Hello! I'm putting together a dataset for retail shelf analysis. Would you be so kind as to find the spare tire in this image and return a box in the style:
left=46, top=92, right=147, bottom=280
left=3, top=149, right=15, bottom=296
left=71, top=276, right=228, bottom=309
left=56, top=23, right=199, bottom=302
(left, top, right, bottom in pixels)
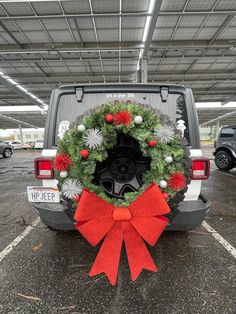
left=54, top=102, right=191, bottom=216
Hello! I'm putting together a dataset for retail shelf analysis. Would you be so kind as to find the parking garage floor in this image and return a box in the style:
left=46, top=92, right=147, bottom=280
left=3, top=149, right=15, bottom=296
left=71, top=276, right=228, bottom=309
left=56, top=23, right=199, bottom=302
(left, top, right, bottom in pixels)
left=0, top=148, right=235, bottom=314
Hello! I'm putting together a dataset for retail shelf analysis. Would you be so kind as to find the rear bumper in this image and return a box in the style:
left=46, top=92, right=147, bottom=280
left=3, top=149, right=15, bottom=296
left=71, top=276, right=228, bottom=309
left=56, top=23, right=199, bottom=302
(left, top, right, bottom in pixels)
left=166, top=194, right=211, bottom=231
left=33, top=194, right=211, bottom=231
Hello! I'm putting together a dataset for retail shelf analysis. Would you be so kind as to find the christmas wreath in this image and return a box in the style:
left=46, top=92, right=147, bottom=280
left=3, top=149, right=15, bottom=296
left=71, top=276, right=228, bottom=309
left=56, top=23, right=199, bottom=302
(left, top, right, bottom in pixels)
left=54, top=102, right=191, bottom=285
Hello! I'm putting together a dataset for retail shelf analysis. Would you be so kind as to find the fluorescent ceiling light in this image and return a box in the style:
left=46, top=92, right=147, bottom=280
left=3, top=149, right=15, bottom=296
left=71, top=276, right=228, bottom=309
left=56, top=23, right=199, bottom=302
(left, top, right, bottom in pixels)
left=0, top=69, right=48, bottom=109
left=17, top=85, right=29, bottom=93
left=6, top=78, right=18, bottom=85
left=136, top=0, right=155, bottom=72
left=142, top=16, right=152, bottom=43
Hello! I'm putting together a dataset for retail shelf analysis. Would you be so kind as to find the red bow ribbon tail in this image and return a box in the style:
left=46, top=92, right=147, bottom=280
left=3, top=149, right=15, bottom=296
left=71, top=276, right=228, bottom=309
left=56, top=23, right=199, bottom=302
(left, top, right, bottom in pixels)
left=122, top=222, right=157, bottom=281
left=89, top=223, right=123, bottom=286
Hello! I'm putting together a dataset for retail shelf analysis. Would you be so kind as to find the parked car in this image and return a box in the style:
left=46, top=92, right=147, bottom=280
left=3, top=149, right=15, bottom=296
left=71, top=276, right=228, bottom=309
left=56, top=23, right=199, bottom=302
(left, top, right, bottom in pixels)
left=27, top=84, right=211, bottom=231
left=23, top=141, right=36, bottom=149
left=7, top=141, right=23, bottom=150
left=213, top=125, right=236, bottom=170
left=34, top=140, right=43, bottom=149
left=0, top=141, right=13, bottom=158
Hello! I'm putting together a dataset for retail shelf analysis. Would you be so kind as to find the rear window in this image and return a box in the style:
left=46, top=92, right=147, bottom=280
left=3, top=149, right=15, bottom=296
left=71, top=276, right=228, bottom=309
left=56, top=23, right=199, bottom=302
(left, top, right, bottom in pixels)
left=220, top=127, right=236, bottom=138
left=55, top=91, right=190, bottom=144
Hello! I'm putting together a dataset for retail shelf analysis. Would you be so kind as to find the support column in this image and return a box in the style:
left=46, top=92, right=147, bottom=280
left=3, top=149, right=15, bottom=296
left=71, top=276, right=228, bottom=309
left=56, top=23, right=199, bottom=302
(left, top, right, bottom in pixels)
left=215, top=120, right=220, bottom=139
left=140, top=58, right=147, bottom=83
left=19, top=123, right=23, bottom=144
left=136, top=58, right=147, bottom=83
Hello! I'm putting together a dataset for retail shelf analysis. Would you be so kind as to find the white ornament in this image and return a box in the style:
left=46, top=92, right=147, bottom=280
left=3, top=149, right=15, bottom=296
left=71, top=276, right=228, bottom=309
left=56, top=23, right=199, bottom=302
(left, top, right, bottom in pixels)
left=134, top=115, right=143, bottom=124
left=57, top=120, right=70, bottom=139
left=61, top=178, right=82, bottom=200
left=154, top=124, right=175, bottom=144
left=159, top=180, right=168, bottom=188
left=60, top=171, right=68, bottom=178
left=165, top=156, right=173, bottom=163
left=77, top=124, right=86, bottom=133
left=84, top=128, right=103, bottom=149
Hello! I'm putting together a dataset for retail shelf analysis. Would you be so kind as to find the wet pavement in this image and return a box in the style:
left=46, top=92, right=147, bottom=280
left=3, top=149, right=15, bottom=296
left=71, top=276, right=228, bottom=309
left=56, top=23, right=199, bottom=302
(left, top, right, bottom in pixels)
left=0, top=148, right=235, bottom=314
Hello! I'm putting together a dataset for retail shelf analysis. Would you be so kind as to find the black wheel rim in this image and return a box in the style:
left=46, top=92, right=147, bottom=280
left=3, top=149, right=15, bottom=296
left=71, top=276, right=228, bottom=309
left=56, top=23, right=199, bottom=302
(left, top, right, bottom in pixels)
left=217, top=153, right=228, bottom=167
left=4, top=149, right=11, bottom=157
left=93, top=133, right=151, bottom=199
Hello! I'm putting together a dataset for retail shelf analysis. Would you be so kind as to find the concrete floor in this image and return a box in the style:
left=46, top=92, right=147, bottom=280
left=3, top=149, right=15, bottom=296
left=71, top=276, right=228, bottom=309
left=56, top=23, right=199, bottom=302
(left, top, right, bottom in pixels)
left=0, top=148, right=235, bottom=314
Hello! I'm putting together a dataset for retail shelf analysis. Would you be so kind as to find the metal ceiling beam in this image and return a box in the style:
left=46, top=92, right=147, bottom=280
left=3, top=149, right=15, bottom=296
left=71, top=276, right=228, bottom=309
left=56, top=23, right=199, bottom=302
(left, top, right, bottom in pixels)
left=0, top=12, right=151, bottom=21
left=0, top=40, right=234, bottom=54
left=221, top=95, right=236, bottom=106
left=160, top=10, right=236, bottom=16
left=5, top=69, right=236, bottom=78
left=0, top=10, right=234, bottom=21
left=1, top=54, right=236, bottom=64
left=0, top=76, right=46, bottom=109
left=143, top=0, right=163, bottom=58
left=200, top=111, right=236, bottom=126
left=208, top=15, right=235, bottom=46
left=0, top=114, right=38, bottom=128
left=0, top=21, right=24, bottom=48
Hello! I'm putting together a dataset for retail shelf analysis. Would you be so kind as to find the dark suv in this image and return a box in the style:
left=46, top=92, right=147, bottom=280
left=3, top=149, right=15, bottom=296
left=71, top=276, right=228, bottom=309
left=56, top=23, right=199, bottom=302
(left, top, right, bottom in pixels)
left=0, top=141, right=13, bottom=158
left=213, top=125, right=236, bottom=170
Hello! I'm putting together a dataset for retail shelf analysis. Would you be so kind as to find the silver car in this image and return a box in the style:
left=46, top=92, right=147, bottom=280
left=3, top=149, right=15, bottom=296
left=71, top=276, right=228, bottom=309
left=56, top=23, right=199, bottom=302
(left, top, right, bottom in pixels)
left=0, top=141, right=13, bottom=158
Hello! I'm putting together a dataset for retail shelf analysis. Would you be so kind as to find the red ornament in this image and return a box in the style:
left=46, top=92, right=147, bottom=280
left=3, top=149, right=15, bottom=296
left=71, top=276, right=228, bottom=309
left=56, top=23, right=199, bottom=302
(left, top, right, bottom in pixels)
left=74, top=194, right=81, bottom=202
left=54, top=153, right=72, bottom=172
left=113, top=111, right=132, bottom=126
left=148, top=140, right=157, bottom=147
left=168, top=172, right=186, bottom=191
left=74, top=183, right=170, bottom=285
left=162, top=192, right=169, bottom=200
left=80, top=149, right=90, bottom=159
left=105, top=114, right=113, bottom=123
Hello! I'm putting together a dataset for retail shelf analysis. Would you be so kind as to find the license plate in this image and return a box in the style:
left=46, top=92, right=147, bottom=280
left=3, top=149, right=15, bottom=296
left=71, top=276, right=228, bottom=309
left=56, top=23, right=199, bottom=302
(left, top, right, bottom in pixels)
left=27, top=186, right=60, bottom=203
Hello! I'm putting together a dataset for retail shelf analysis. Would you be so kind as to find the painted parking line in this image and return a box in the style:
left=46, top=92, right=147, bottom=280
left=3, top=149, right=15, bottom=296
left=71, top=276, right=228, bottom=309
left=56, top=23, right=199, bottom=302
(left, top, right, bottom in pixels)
left=202, top=220, right=236, bottom=259
left=0, top=218, right=235, bottom=266
left=0, top=217, right=40, bottom=263
left=218, top=171, right=235, bottom=178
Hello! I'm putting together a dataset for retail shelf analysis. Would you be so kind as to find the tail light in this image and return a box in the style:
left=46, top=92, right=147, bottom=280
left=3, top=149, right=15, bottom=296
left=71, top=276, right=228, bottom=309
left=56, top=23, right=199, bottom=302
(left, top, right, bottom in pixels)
left=34, top=157, right=54, bottom=179
left=191, top=157, right=210, bottom=180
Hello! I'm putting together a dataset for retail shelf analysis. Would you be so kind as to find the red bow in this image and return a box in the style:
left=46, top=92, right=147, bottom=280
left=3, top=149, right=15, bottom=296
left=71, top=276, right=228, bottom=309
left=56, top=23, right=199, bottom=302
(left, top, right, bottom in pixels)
left=74, top=183, right=170, bottom=285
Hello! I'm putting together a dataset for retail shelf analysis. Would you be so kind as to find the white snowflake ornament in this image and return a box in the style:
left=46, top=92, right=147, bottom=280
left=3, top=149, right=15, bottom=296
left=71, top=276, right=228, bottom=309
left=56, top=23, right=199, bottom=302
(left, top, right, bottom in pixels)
left=154, top=124, right=175, bottom=144
left=61, top=178, right=83, bottom=200
left=84, top=128, right=103, bottom=149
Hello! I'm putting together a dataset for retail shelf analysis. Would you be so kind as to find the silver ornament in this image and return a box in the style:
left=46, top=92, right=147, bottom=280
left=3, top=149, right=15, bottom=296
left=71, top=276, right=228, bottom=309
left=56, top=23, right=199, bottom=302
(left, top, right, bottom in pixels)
left=60, top=171, right=68, bottom=178
left=159, top=180, right=167, bottom=188
left=61, top=178, right=83, bottom=200
left=84, top=128, right=103, bottom=149
left=165, top=156, right=173, bottom=163
left=154, top=124, right=175, bottom=144
left=134, top=115, right=143, bottom=124
left=77, top=124, right=86, bottom=132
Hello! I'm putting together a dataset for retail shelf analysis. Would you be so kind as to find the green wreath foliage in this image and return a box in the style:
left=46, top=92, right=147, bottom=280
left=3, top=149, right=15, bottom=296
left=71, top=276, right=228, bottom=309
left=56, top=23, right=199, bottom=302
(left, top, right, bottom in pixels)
left=56, top=102, right=189, bottom=207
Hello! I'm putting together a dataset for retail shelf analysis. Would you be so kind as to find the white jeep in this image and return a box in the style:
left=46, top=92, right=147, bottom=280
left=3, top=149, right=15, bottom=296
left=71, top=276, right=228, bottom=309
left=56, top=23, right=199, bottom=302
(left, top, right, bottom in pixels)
left=28, top=84, right=211, bottom=230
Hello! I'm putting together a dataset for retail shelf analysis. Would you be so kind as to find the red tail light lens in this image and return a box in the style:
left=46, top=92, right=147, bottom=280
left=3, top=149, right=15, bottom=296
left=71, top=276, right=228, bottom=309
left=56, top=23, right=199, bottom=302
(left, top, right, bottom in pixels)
left=191, top=157, right=210, bottom=180
left=34, top=157, right=54, bottom=179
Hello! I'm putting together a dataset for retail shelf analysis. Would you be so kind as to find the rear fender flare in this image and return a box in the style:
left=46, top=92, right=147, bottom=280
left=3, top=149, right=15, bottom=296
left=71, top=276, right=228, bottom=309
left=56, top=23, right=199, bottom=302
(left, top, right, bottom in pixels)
left=216, top=145, right=236, bottom=159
